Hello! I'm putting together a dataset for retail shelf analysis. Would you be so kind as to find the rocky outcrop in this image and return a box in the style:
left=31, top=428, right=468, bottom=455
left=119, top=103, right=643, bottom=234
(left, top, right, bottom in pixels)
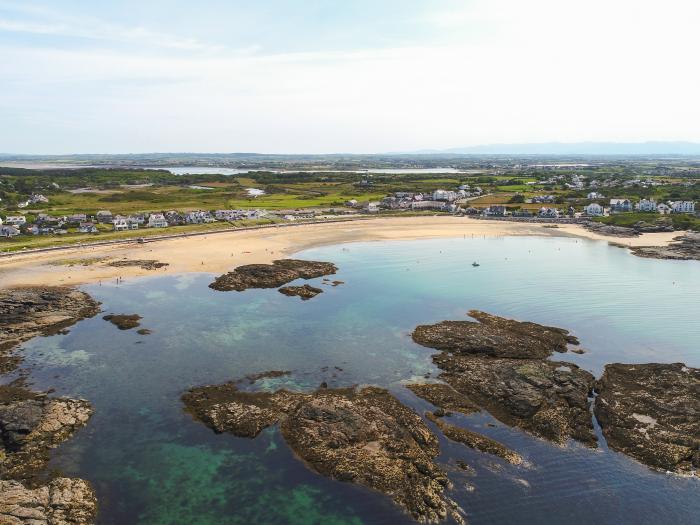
left=102, top=314, right=142, bottom=330
left=278, top=284, right=323, bottom=300
left=209, top=259, right=337, bottom=292
left=107, top=259, right=169, bottom=270
left=0, top=287, right=100, bottom=355
left=629, top=233, right=700, bottom=261
left=183, top=381, right=463, bottom=523
left=434, top=354, right=596, bottom=446
left=583, top=222, right=640, bottom=237
left=412, top=310, right=578, bottom=359
left=0, top=386, right=93, bottom=480
left=406, top=383, right=479, bottom=416
left=425, top=412, right=523, bottom=465
left=0, top=477, right=97, bottom=525
left=594, top=363, right=700, bottom=475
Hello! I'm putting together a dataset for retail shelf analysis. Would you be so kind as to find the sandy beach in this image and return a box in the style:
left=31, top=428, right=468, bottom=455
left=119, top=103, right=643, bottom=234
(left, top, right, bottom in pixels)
left=0, top=217, right=682, bottom=288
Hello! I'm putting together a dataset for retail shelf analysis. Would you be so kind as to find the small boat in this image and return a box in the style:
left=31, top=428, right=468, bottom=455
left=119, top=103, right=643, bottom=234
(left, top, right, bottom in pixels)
left=472, top=262, right=480, bottom=267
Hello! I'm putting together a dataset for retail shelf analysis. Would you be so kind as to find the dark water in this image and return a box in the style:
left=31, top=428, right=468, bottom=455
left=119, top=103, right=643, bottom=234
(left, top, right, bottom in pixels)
left=7, top=236, right=700, bottom=524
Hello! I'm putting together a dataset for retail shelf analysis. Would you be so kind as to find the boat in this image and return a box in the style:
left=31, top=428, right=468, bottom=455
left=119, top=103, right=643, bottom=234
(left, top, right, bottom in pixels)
left=472, top=262, right=480, bottom=267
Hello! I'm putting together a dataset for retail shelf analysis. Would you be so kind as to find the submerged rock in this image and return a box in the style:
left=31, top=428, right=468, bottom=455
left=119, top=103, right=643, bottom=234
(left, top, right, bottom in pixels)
left=0, top=385, right=93, bottom=480
left=629, top=233, right=700, bottom=261
left=209, top=259, right=337, bottom=292
left=0, top=287, right=100, bottom=375
left=278, top=284, right=323, bottom=300
left=107, top=259, right=169, bottom=270
left=433, top=354, right=596, bottom=446
left=412, top=310, right=579, bottom=359
left=406, top=383, right=479, bottom=416
left=0, top=477, right=97, bottom=525
left=594, top=363, right=700, bottom=475
left=183, top=381, right=461, bottom=523
left=103, top=314, right=142, bottom=330
left=425, top=412, right=523, bottom=465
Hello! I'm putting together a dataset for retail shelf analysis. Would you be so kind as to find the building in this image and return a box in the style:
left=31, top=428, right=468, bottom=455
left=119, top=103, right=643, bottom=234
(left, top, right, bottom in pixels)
left=432, top=189, right=457, bottom=202
left=411, top=200, right=446, bottom=211
left=670, top=201, right=695, bottom=213
left=185, top=210, right=215, bottom=224
left=483, top=205, right=506, bottom=217
left=30, top=194, right=49, bottom=204
left=96, top=210, right=113, bottom=223
left=657, top=203, right=671, bottom=215
left=636, top=199, right=657, bottom=212
left=609, top=199, right=632, bottom=212
left=538, top=207, right=560, bottom=218
left=584, top=203, right=604, bottom=216
left=78, top=222, right=98, bottom=233
left=0, top=225, right=20, bottom=237
left=587, top=192, right=604, bottom=199
left=148, top=213, right=168, bottom=228
left=67, top=214, right=87, bottom=224
left=5, top=216, right=26, bottom=226
left=363, top=201, right=380, bottom=213
left=113, top=217, right=138, bottom=231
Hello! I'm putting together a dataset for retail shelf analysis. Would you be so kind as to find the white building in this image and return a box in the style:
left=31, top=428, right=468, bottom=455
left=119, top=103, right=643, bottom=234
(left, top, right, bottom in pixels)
left=0, top=225, right=20, bottom=237
left=670, top=201, right=695, bottom=213
left=432, top=189, right=457, bottom=202
left=587, top=192, right=604, bottom=199
left=609, top=199, right=632, bottom=212
left=637, top=199, right=657, bottom=212
left=657, top=203, right=671, bottom=215
left=584, top=203, right=604, bottom=216
left=185, top=210, right=215, bottom=224
left=411, top=200, right=447, bottom=211
left=5, top=216, right=26, bottom=226
left=148, top=213, right=168, bottom=228
left=113, top=217, right=138, bottom=231
left=78, top=222, right=98, bottom=233
left=96, top=210, right=113, bottom=223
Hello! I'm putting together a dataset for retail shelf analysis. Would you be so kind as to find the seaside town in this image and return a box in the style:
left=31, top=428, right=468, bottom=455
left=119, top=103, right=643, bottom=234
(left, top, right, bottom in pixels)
left=0, top=168, right=697, bottom=242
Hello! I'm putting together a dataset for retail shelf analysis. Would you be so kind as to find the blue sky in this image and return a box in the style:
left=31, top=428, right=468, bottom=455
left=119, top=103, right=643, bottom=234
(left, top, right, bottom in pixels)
left=1, top=0, right=699, bottom=153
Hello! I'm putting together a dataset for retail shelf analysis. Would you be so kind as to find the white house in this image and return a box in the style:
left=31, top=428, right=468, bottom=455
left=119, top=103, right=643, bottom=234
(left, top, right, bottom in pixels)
left=185, top=210, right=215, bottom=224
left=609, top=199, right=632, bottom=212
left=657, top=203, right=671, bottom=215
left=0, top=225, right=20, bottom=237
left=584, top=203, right=604, bottom=216
left=411, top=200, right=447, bottom=211
left=670, top=201, right=695, bottom=213
left=148, top=213, right=168, bottom=228
left=5, top=216, right=26, bottom=226
left=538, top=207, right=559, bottom=218
left=96, top=210, right=113, bottom=223
left=587, top=192, right=604, bottom=199
left=637, top=199, right=657, bottom=212
left=78, top=222, right=98, bottom=233
left=113, top=217, right=138, bottom=231
left=432, top=189, right=457, bottom=202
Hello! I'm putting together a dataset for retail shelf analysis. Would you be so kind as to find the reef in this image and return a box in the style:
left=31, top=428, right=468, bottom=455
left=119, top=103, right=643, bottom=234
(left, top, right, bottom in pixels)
left=0, top=286, right=100, bottom=374
left=209, top=259, right=337, bottom=292
left=628, top=233, right=700, bottom=261
left=103, top=314, right=142, bottom=330
left=183, top=381, right=464, bottom=523
left=594, top=363, right=700, bottom=475
left=412, top=310, right=578, bottom=359
left=107, top=259, right=169, bottom=270
left=278, top=284, right=323, bottom=300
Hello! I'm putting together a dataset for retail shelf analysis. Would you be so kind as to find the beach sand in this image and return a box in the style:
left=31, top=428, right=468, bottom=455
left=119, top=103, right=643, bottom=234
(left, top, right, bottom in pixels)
left=0, top=217, right=682, bottom=288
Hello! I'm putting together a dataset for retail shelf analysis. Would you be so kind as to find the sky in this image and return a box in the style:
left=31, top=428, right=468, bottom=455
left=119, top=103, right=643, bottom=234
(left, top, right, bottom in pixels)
left=1, top=0, right=699, bottom=154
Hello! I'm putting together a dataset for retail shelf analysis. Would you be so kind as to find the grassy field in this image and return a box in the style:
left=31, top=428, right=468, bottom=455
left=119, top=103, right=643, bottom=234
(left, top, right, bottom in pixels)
left=594, top=212, right=700, bottom=232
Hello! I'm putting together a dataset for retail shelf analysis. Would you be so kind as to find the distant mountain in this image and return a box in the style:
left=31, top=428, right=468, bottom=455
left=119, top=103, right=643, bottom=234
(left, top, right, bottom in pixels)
left=413, top=142, right=700, bottom=155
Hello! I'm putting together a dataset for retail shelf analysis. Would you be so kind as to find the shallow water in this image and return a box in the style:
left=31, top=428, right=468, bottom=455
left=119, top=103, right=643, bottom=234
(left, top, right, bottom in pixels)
left=8, top=235, right=700, bottom=524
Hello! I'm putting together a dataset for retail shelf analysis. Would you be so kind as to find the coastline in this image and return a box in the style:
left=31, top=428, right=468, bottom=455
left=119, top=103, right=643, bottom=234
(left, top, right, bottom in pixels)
left=0, top=216, right=684, bottom=288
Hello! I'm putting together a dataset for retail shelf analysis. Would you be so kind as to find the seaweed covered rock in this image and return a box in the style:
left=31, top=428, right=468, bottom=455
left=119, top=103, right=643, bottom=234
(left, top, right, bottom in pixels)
left=183, top=381, right=460, bottom=523
left=406, top=383, right=479, bottom=416
left=412, top=310, right=579, bottom=359
left=107, top=259, right=169, bottom=270
left=0, top=287, right=100, bottom=363
left=103, top=314, right=142, bottom=330
left=209, top=259, right=337, bottom=292
left=594, top=363, right=700, bottom=475
left=433, top=354, right=596, bottom=446
left=0, top=477, right=97, bottom=525
left=0, top=385, right=93, bottom=480
left=278, top=284, right=323, bottom=300
left=629, top=233, right=700, bottom=261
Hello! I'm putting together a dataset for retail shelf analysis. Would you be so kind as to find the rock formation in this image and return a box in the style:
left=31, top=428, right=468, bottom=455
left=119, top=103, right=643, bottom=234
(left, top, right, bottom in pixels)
left=278, top=284, right=323, bottom=300
left=209, top=259, right=337, bottom=292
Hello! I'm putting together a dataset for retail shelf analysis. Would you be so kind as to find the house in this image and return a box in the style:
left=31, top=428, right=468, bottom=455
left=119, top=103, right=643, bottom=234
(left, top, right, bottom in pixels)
left=411, top=200, right=446, bottom=211
left=657, top=203, right=671, bottom=215
left=483, top=205, right=506, bottom=217
left=164, top=211, right=184, bottom=225
left=30, top=194, right=49, bottom=204
left=538, top=207, right=559, bottom=218
left=345, top=199, right=358, bottom=207
left=363, top=201, right=380, bottom=213
left=113, top=217, right=138, bottom=231
left=5, top=216, right=26, bottom=226
left=636, top=199, right=657, bottom=212
left=185, top=210, right=215, bottom=224
left=531, top=195, right=555, bottom=204
left=609, top=199, right=632, bottom=212
left=215, top=209, right=246, bottom=221
left=587, top=192, right=604, bottom=199
left=78, top=222, right=98, bottom=233
left=584, top=203, right=604, bottom=216
left=148, top=213, right=168, bottom=228
left=432, top=189, right=457, bottom=202
left=67, top=214, right=87, bottom=224
left=0, top=225, right=20, bottom=237
left=96, top=210, right=113, bottom=223
left=512, top=209, right=533, bottom=217
left=670, top=201, right=695, bottom=213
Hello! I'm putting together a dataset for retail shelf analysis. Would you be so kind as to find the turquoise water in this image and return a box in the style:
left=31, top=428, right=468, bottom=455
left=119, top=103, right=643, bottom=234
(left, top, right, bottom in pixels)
left=7, top=235, right=700, bottom=524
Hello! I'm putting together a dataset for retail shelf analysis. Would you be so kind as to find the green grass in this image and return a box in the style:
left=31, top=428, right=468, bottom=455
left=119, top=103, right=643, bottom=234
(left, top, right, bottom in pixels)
left=594, top=212, right=700, bottom=232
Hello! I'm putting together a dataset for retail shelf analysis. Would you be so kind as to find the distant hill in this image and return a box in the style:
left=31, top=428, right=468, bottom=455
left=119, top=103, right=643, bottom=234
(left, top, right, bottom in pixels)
left=416, top=142, right=700, bottom=155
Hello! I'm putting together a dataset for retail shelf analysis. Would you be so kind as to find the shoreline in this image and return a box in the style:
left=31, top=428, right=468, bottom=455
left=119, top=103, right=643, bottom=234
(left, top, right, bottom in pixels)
left=0, top=216, right=684, bottom=288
